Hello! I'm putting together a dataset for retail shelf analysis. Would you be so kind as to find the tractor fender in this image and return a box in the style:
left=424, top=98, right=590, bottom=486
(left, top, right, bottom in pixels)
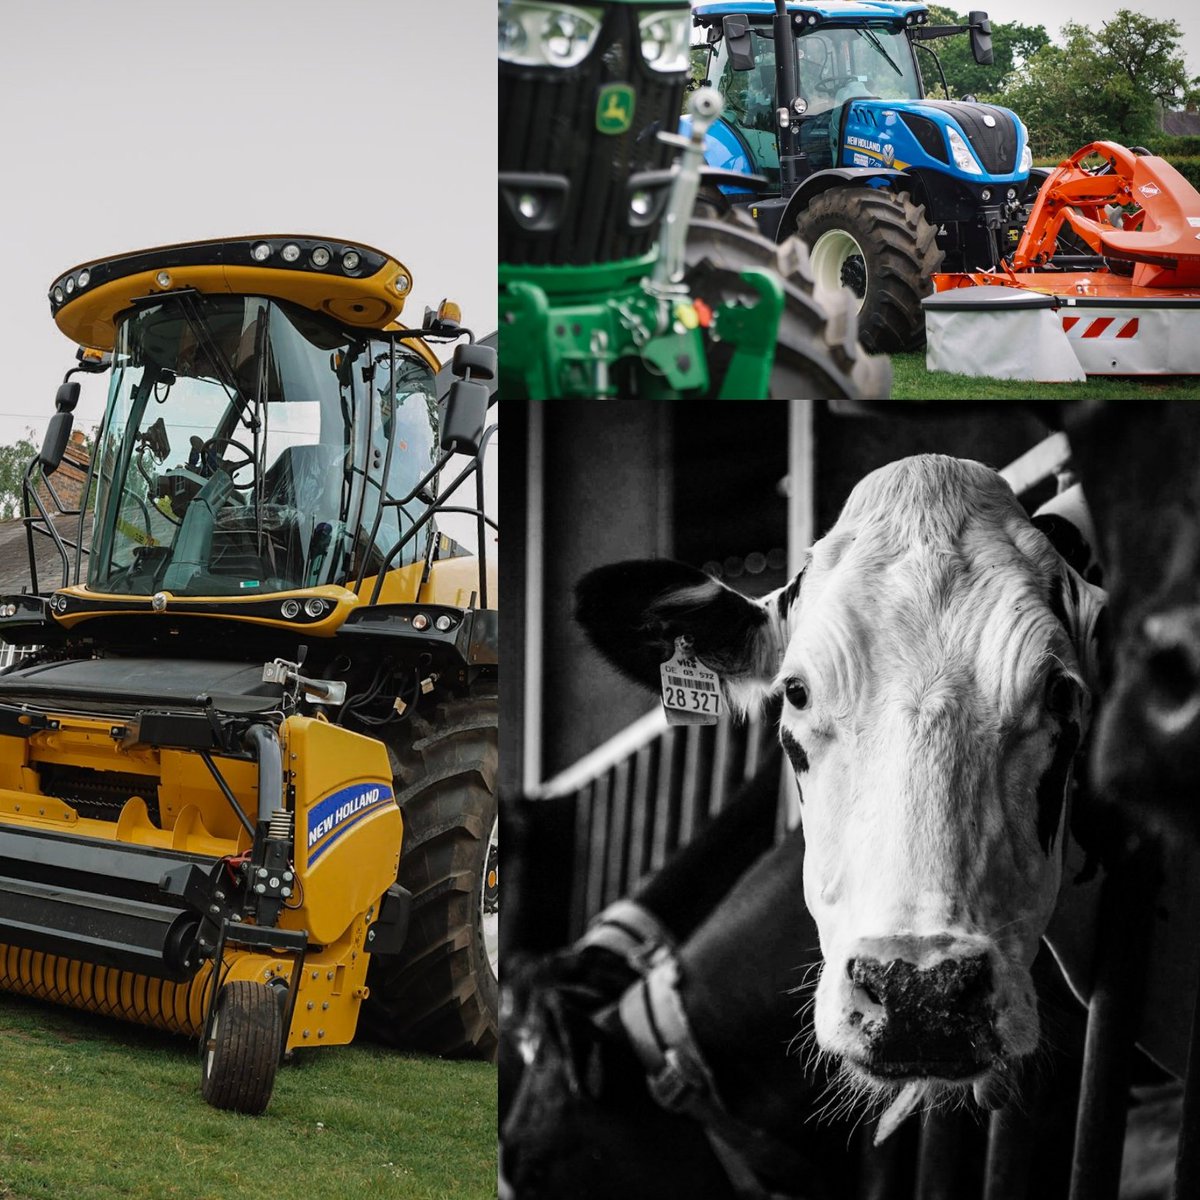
left=775, top=168, right=909, bottom=244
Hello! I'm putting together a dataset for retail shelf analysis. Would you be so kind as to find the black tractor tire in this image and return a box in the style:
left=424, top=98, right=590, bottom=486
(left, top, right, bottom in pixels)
left=364, top=692, right=499, bottom=1061
left=793, top=187, right=943, bottom=354
left=684, top=214, right=891, bottom=400
left=200, top=980, right=283, bottom=1115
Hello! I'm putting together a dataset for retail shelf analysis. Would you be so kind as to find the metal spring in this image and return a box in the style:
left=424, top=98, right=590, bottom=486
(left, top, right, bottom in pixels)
left=267, top=808, right=293, bottom=843
left=0, top=944, right=217, bottom=1037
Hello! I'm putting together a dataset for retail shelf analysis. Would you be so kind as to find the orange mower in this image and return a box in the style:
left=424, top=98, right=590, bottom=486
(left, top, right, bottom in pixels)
left=925, top=142, right=1200, bottom=376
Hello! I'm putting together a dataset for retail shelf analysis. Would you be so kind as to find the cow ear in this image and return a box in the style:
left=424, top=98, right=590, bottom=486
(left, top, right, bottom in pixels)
left=1053, top=564, right=1108, bottom=695
left=575, top=559, right=783, bottom=712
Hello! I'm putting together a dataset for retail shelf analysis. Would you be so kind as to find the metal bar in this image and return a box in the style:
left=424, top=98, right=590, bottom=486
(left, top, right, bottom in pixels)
left=1173, top=939, right=1200, bottom=1196
left=708, top=713, right=731, bottom=816
left=983, top=1099, right=1037, bottom=1200
left=677, top=721, right=703, bottom=846
left=1068, top=840, right=1161, bottom=1200
left=533, top=707, right=667, bottom=801
left=523, top=403, right=545, bottom=795
left=568, top=784, right=594, bottom=939
left=198, top=751, right=256, bottom=838
left=626, top=744, right=653, bottom=890
left=916, top=1109, right=985, bottom=1200
left=604, top=762, right=631, bottom=907
left=650, top=727, right=676, bottom=872
left=998, top=431, right=1071, bottom=497
left=585, top=774, right=610, bottom=923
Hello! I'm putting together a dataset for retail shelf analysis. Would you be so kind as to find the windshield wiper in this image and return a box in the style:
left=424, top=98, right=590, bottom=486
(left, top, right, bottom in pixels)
left=855, top=27, right=904, bottom=78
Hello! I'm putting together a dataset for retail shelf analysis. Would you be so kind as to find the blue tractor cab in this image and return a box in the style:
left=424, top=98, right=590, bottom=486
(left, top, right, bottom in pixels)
left=690, top=0, right=1034, bottom=351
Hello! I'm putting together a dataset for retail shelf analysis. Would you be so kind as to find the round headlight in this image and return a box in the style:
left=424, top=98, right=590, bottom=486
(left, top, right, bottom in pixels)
left=342, top=250, right=361, bottom=272
left=412, top=613, right=430, bottom=631
left=65, top=276, right=76, bottom=294
left=77, top=269, right=90, bottom=288
left=304, top=598, right=327, bottom=618
left=638, top=10, right=690, bottom=74
left=53, top=286, right=65, bottom=303
left=251, top=241, right=272, bottom=262
left=156, top=270, right=172, bottom=288
left=518, top=193, right=541, bottom=220
left=281, top=243, right=301, bottom=263
left=630, top=191, right=652, bottom=218
left=393, top=273, right=410, bottom=293
left=281, top=599, right=301, bottom=619
left=498, top=3, right=602, bottom=69
left=311, top=246, right=331, bottom=268
left=435, top=614, right=453, bottom=632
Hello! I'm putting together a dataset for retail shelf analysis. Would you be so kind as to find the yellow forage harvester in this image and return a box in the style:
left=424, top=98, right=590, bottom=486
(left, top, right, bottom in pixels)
left=0, top=236, right=498, bottom=1113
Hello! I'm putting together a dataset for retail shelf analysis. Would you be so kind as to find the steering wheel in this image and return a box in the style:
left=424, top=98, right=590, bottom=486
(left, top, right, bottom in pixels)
left=201, top=437, right=257, bottom=487
left=815, top=73, right=862, bottom=98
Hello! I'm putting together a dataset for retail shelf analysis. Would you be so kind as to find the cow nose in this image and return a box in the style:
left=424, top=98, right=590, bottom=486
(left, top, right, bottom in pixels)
left=1141, top=610, right=1200, bottom=739
left=847, top=952, right=997, bottom=1079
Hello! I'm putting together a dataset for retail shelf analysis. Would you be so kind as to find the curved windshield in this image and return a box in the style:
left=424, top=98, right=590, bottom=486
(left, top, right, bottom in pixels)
left=708, top=23, right=922, bottom=178
left=88, top=296, right=438, bottom=596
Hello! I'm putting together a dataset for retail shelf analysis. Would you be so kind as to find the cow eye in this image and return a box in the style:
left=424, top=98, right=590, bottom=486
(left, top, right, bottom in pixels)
left=1045, top=673, right=1076, bottom=716
left=785, top=679, right=810, bottom=710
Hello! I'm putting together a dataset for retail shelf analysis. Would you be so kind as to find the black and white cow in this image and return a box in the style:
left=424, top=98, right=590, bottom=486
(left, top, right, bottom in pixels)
left=577, top=454, right=1105, bottom=1112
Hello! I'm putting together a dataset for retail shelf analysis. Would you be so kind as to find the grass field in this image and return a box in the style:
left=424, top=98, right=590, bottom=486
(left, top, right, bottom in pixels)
left=887, top=352, right=1200, bottom=400
left=0, top=993, right=496, bottom=1200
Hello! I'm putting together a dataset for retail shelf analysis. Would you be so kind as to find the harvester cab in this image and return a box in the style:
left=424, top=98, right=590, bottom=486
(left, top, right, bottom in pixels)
left=498, top=0, right=890, bottom=400
left=691, top=0, right=1034, bottom=351
left=0, top=236, right=498, bottom=1113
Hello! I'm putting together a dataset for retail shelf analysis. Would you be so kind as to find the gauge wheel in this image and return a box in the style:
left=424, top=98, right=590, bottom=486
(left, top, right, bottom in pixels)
left=200, top=980, right=283, bottom=1115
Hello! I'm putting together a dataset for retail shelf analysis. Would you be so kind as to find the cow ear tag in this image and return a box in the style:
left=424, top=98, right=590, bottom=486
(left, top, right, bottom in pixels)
left=660, top=636, right=721, bottom=726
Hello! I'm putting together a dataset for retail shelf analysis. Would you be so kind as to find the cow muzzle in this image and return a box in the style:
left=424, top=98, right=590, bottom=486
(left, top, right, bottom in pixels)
left=846, top=949, right=998, bottom=1079
left=820, top=937, right=1015, bottom=1085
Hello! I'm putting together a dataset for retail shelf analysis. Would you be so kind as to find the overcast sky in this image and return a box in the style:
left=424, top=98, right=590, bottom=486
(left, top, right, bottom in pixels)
left=0, top=0, right=496, bottom=446
left=967, top=0, right=1200, bottom=79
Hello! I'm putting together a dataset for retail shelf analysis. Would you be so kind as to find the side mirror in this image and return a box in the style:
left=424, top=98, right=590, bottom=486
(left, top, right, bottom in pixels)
left=722, top=15, right=755, bottom=72
left=969, top=11, right=993, bottom=66
left=39, top=412, right=74, bottom=473
left=440, top=343, right=496, bottom=456
left=39, top=381, right=80, bottom=473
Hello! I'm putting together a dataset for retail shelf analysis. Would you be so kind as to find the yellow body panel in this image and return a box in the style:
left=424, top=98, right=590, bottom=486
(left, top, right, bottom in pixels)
left=0, top=708, right=400, bottom=1051
left=420, top=554, right=498, bottom=609
left=49, top=583, right=359, bottom=635
left=51, top=234, right=441, bottom=373
left=281, top=716, right=401, bottom=946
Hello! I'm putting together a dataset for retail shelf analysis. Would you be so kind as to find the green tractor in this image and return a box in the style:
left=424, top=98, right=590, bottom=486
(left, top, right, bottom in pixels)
left=498, top=0, right=890, bottom=399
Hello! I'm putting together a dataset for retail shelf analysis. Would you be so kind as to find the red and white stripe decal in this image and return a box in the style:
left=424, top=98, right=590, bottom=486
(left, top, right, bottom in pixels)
left=1061, top=315, right=1140, bottom=339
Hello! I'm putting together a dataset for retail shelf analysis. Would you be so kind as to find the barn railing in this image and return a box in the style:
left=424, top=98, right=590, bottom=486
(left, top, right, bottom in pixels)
left=535, top=703, right=790, bottom=939
left=524, top=426, right=1200, bottom=1197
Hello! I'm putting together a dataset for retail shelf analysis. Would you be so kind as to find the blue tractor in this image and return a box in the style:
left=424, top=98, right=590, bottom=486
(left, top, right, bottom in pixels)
left=690, top=0, right=1034, bottom=351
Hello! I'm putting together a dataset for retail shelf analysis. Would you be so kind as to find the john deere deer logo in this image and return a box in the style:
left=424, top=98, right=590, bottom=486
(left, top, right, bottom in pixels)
left=596, top=83, right=635, bottom=135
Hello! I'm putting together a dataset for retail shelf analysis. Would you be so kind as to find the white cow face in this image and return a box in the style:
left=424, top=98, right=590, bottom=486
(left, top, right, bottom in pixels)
left=781, top=458, right=1101, bottom=1101
left=576, top=456, right=1103, bottom=1105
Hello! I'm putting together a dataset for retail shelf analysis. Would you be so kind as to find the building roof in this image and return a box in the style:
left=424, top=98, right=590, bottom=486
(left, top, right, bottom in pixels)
left=0, top=511, right=90, bottom=595
left=1162, top=109, right=1200, bottom=137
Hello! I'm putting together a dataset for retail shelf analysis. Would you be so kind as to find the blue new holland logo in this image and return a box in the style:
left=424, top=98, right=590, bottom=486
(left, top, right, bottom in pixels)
left=306, top=781, right=395, bottom=865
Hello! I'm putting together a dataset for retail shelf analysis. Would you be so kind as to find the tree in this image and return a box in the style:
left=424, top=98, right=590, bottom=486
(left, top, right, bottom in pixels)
left=0, top=437, right=37, bottom=521
left=989, top=11, right=1199, bottom=157
left=920, top=6, right=1049, bottom=101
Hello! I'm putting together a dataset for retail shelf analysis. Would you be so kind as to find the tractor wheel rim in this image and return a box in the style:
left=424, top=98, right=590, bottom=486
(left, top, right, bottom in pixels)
left=810, top=229, right=868, bottom=309
left=481, top=814, right=499, bottom=979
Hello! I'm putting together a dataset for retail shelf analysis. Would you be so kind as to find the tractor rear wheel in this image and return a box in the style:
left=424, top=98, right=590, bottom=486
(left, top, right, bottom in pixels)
left=364, top=691, right=499, bottom=1060
left=200, top=980, right=283, bottom=1115
left=794, top=187, right=943, bottom=354
left=684, top=214, right=891, bottom=400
